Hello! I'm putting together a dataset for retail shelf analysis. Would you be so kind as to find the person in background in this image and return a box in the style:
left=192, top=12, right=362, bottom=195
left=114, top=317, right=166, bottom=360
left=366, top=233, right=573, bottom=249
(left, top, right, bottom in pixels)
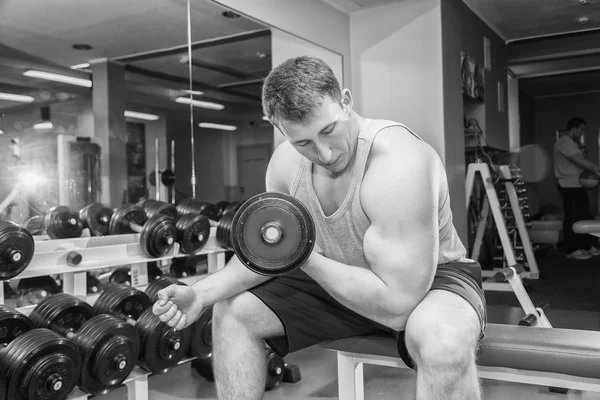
left=554, top=117, right=600, bottom=260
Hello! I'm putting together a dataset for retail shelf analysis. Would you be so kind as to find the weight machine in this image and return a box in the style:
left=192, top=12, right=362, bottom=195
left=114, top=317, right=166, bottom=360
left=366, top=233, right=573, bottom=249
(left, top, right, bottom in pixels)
left=465, top=162, right=540, bottom=291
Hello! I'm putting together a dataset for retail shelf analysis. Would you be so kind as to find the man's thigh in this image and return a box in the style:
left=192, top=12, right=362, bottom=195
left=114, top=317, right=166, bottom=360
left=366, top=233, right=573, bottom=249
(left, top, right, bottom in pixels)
left=248, top=269, right=386, bottom=357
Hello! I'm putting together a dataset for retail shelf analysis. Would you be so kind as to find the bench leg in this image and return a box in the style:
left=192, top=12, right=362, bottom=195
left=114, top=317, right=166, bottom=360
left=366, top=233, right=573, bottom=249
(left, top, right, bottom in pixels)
left=338, top=353, right=364, bottom=400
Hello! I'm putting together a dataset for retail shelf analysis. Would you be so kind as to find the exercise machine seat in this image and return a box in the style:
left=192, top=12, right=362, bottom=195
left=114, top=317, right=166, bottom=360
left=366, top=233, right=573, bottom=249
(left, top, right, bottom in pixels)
left=574, top=220, right=600, bottom=235
left=321, top=323, right=600, bottom=379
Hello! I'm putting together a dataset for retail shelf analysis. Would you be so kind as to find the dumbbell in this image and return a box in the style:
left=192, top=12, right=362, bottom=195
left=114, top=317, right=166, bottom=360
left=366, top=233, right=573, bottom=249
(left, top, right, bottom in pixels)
left=93, top=284, right=192, bottom=374
left=23, top=215, right=44, bottom=235
left=193, top=348, right=285, bottom=391
left=145, top=277, right=212, bottom=359
left=29, top=293, right=140, bottom=395
left=0, top=305, right=81, bottom=400
left=15, top=275, right=61, bottom=307
left=216, top=209, right=236, bottom=250
left=44, top=206, right=84, bottom=239
left=138, top=199, right=178, bottom=221
left=230, top=192, right=316, bottom=276
left=79, top=203, right=113, bottom=236
left=98, top=268, right=131, bottom=287
left=139, top=199, right=210, bottom=255
left=0, top=220, right=35, bottom=280
left=216, top=201, right=242, bottom=220
left=169, top=258, right=197, bottom=278
left=109, top=204, right=177, bottom=258
left=177, top=198, right=221, bottom=222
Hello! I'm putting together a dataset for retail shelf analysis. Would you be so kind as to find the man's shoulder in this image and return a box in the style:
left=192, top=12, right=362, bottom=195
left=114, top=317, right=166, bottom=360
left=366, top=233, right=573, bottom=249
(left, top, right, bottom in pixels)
left=370, top=123, right=437, bottom=165
left=266, top=141, right=303, bottom=192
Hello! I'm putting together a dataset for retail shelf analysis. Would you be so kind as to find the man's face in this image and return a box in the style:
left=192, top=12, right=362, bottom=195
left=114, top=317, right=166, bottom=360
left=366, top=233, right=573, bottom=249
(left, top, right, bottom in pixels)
left=577, top=124, right=587, bottom=141
left=279, top=93, right=354, bottom=174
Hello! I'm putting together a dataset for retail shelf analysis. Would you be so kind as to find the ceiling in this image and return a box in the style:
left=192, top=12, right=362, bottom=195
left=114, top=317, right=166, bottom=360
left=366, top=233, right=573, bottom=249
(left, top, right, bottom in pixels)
left=0, top=0, right=271, bottom=121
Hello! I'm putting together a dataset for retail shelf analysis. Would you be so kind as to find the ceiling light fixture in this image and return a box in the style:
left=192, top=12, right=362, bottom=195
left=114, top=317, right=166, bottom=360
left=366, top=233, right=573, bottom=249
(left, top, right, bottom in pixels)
left=198, top=122, right=237, bottom=131
left=175, top=97, right=224, bottom=110
left=70, top=63, right=90, bottom=70
left=24, top=70, right=92, bottom=88
left=33, top=121, right=53, bottom=130
left=579, top=16, right=589, bottom=24
left=0, top=92, right=35, bottom=103
left=182, top=89, right=205, bottom=96
left=72, top=43, right=93, bottom=51
left=579, top=0, right=590, bottom=5
left=222, top=10, right=241, bottom=18
left=124, top=111, right=159, bottom=121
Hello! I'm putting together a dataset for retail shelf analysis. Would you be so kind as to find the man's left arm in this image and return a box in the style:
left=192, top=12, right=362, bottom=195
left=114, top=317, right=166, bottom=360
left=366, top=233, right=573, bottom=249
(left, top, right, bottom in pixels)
left=302, top=134, right=440, bottom=330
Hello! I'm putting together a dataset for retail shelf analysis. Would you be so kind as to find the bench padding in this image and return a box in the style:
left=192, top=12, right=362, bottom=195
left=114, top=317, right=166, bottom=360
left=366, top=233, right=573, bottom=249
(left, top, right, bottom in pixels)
left=574, top=220, right=600, bottom=234
left=322, top=323, right=600, bottom=379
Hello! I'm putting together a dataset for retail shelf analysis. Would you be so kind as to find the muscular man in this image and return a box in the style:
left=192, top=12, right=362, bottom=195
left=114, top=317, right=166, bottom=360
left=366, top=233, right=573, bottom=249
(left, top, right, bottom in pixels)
left=554, top=117, right=600, bottom=260
left=153, top=56, right=486, bottom=400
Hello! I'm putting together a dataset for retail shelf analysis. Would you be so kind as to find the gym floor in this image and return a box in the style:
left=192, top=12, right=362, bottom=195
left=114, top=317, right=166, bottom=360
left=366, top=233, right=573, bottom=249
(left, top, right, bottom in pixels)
left=97, top=247, right=600, bottom=399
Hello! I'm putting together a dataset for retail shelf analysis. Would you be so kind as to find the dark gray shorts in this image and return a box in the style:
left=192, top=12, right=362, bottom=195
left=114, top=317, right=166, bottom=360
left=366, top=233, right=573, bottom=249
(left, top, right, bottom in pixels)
left=248, top=260, right=487, bottom=369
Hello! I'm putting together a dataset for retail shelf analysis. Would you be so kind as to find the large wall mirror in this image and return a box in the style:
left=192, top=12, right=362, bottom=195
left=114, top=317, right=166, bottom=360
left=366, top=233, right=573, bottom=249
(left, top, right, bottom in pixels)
left=0, top=0, right=272, bottom=228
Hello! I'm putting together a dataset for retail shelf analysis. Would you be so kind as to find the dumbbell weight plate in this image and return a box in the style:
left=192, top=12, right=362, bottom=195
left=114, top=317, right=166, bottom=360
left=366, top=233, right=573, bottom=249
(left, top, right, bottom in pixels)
left=216, top=211, right=235, bottom=250
left=28, top=293, right=94, bottom=332
left=140, top=215, right=177, bottom=258
left=45, top=206, right=83, bottom=239
left=80, top=203, right=113, bottom=236
left=265, top=348, right=285, bottom=391
left=169, top=259, right=195, bottom=278
left=77, top=314, right=140, bottom=395
left=232, top=192, right=316, bottom=276
left=144, top=200, right=178, bottom=221
left=177, top=213, right=210, bottom=254
left=136, top=307, right=192, bottom=374
left=145, top=277, right=184, bottom=303
left=190, top=305, right=213, bottom=359
left=148, top=262, right=164, bottom=282
left=222, top=201, right=241, bottom=218
left=1, top=328, right=81, bottom=400
left=93, top=284, right=151, bottom=320
left=108, top=268, right=131, bottom=286
left=108, top=204, right=147, bottom=235
left=0, top=304, right=35, bottom=342
left=0, top=220, right=34, bottom=280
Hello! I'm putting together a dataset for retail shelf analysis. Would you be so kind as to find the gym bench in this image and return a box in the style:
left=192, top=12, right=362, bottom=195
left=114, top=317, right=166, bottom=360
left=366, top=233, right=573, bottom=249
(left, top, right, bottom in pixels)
left=321, top=323, right=600, bottom=399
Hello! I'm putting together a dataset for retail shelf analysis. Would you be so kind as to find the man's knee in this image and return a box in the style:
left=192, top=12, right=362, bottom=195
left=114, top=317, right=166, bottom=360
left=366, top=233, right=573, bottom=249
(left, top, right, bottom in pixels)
left=405, top=296, right=480, bottom=370
left=212, top=292, right=283, bottom=340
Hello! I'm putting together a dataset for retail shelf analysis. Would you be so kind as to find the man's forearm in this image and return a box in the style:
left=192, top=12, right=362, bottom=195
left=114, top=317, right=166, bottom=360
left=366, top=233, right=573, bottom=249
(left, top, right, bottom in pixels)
left=192, top=256, right=271, bottom=306
left=572, top=156, right=600, bottom=172
left=301, top=253, right=419, bottom=329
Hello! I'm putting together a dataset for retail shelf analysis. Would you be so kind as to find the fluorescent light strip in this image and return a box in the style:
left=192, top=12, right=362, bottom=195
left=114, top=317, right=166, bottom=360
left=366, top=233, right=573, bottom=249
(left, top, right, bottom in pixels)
left=70, top=63, right=90, bottom=70
left=33, top=121, right=53, bottom=130
left=175, top=97, right=224, bottom=110
left=0, top=92, right=35, bottom=103
left=182, top=89, right=204, bottom=96
left=199, top=122, right=237, bottom=131
left=124, top=111, right=159, bottom=121
left=24, top=70, right=92, bottom=88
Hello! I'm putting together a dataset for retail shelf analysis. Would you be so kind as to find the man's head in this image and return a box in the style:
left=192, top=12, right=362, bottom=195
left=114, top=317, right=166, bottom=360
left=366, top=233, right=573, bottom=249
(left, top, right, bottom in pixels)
left=262, top=56, right=356, bottom=174
left=567, top=117, right=586, bottom=141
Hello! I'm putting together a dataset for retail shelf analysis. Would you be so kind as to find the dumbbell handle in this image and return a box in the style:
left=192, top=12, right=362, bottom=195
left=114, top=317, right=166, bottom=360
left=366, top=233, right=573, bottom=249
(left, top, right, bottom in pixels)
left=3, top=248, right=23, bottom=263
left=120, top=314, right=182, bottom=351
left=129, top=221, right=175, bottom=246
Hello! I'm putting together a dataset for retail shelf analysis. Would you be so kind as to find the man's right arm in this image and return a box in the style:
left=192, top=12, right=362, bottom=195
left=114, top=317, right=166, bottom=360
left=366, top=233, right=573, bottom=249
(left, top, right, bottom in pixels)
left=190, top=141, right=300, bottom=306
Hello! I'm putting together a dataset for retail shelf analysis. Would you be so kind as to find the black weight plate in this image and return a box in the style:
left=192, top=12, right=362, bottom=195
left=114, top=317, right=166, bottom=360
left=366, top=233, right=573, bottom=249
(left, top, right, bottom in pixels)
left=192, top=355, right=214, bottom=381
left=108, top=204, right=147, bottom=235
left=0, top=220, right=34, bottom=280
left=265, top=348, right=285, bottom=391
left=0, top=367, right=5, bottom=400
left=46, top=206, right=83, bottom=239
left=0, top=305, right=34, bottom=345
left=215, top=201, right=229, bottom=219
left=145, top=277, right=184, bottom=303
left=74, top=314, right=140, bottom=395
left=137, top=199, right=155, bottom=210
left=148, top=262, right=164, bottom=282
left=135, top=308, right=192, bottom=374
left=80, top=203, right=112, bottom=236
left=161, top=169, right=176, bottom=187
left=29, top=293, right=94, bottom=334
left=176, top=198, right=195, bottom=218
left=93, top=284, right=151, bottom=321
left=216, top=211, right=235, bottom=250
left=169, top=259, right=195, bottom=278
left=108, top=268, right=131, bottom=286
left=222, top=201, right=241, bottom=217
left=232, top=192, right=316, bottom=276
left=199, top=203, right=220, bottom=221
left=1, top=328, right=81, bottom=400
left=16, top=276, right=61, bottom=308
left=177, top=213, right=210, bottom=254
left=140, top=215, right=176, bottom=258
left=145, top=200, right=178, bottom=221
left=23, top=215, right=44, bottom=235
left=87, top=273, right=101, bottom=294
left=189, top=305, right=213, bottom=359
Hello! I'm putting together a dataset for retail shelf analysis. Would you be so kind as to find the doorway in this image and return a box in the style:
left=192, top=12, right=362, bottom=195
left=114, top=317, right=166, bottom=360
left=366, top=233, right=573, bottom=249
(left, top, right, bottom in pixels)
left=237, top=144, right=271, bottom=201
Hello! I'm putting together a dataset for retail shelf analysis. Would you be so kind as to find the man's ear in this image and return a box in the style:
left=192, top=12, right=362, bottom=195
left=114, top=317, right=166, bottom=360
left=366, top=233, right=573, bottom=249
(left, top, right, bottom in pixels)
left=341, top=89, right=353, bottom=112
